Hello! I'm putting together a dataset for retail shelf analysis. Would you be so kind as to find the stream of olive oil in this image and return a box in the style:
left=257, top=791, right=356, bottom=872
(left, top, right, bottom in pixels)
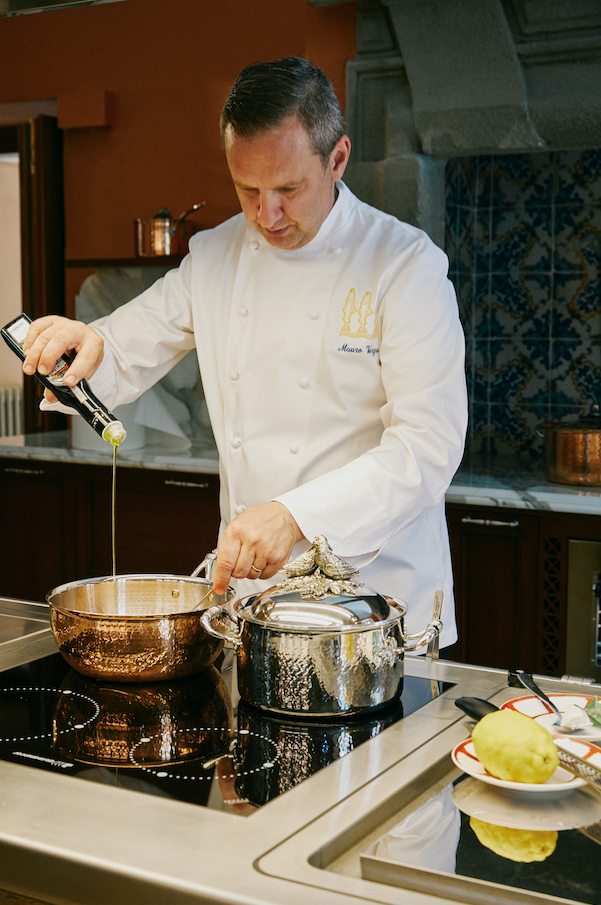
left=111, top=442, right=118, bottom=576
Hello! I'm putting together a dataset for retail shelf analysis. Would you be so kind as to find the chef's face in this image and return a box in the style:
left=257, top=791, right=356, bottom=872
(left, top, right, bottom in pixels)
left=224, top=115, right=351, bottom=250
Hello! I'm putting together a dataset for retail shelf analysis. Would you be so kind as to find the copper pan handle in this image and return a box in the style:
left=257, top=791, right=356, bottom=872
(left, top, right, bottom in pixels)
left=190, top=549, right=217, bottom=579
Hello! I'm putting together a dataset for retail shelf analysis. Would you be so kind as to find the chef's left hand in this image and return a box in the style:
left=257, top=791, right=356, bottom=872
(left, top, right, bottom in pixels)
left=212, top=501, right=304, bottom=595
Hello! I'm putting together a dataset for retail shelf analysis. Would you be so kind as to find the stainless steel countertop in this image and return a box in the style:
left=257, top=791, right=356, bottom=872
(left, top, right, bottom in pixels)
left=0, top=597, right=55, bottom=668
left=1, top=597, right=598, bottom=905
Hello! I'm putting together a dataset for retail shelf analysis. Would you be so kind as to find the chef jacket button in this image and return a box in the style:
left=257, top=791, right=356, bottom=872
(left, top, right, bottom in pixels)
left=299, top=377, right=310, bottom=389
left=250, top=241, right=259, bottom=251
left=289, top=444, right=299, bottom=454
left=239, top=306, right=248, bottom=317
left=235, top=504, right=246, bottom=514
left=332, top=246, right=342, bottom=255
left=230, top=370, right=239, bottom=381
left=231, top=437, right=242, bottom=449
left=310, top=310, right=319, bottom=320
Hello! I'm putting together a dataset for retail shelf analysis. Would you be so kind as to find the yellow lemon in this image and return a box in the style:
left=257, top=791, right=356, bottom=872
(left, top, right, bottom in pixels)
left=470, top=818, right=557, bottom=863
left=471, top=709, right=559, bottom=783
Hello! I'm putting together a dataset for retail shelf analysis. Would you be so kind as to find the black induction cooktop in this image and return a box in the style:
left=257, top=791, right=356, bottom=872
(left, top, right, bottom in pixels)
left=0, top=652, right=448, bottom=816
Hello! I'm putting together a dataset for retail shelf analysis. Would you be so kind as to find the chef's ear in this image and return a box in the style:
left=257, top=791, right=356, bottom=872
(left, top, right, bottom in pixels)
left=330, top=135, right=351, bottom=181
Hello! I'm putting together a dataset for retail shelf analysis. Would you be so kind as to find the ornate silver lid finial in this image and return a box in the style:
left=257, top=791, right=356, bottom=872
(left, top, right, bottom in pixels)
left=279, top=536, right=361, bottom=600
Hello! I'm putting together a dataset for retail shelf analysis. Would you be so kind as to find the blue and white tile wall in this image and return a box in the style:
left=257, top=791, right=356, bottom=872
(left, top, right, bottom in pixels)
left=445, top=150, right=601, bottom=460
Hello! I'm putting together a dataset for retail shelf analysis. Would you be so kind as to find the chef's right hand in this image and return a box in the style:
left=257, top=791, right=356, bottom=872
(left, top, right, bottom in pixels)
left=22, top=315, right=104, bottom=403
left=212, top=501, right=304, bottom=595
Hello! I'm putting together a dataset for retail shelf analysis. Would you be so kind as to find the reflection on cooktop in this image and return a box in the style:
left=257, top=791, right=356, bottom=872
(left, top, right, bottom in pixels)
left=0, top=652, right=449, bottom=816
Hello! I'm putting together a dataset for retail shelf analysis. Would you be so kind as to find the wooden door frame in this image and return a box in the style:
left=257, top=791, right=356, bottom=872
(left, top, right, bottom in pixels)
left=0, top=117, right=66, bottom=434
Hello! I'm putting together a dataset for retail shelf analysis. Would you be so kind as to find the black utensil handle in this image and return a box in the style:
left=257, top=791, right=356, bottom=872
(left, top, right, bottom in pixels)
left=455, top=697, right=499, bottom=721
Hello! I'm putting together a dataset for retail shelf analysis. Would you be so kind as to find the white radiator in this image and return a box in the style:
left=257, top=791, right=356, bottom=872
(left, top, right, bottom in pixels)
left=0, top=384, right=23, bottom=437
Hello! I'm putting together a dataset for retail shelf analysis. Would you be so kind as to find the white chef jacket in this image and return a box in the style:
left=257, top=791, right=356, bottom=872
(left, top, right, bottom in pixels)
left=90, top=182, right=467, bottom=648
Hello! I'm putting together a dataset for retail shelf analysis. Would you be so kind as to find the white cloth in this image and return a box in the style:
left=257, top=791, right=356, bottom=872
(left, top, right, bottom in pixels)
left=89, top=183, right=467, bottom=647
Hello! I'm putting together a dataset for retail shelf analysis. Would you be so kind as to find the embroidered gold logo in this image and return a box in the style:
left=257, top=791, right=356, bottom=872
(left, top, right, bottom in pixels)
left=340, top=289, right=378, bottom=339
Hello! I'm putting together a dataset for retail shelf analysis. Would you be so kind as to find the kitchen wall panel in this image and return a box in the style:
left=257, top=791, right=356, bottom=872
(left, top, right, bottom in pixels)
left=446, top=149, right=601, bottom=460
left=0, top=0, right=357, bottom=261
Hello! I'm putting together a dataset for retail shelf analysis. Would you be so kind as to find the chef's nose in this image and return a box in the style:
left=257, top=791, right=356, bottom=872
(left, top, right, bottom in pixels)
left=257, top=192, right=282, bottom=228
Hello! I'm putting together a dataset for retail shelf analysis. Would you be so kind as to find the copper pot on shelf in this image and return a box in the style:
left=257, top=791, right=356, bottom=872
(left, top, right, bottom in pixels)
left=134, top=203, right=206, bottom=257
left=543, top=404, right=601, bottom=486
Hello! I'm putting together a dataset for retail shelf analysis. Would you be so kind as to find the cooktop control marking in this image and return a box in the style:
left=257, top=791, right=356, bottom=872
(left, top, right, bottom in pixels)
left=0, top=686, right=100, bottom=742
left=129, top=726, right=281, bottom=781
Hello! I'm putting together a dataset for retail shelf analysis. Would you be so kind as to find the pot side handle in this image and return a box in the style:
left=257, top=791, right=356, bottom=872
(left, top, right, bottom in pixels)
left=190, top=549, right=218, bottom=580
left=404, top=618, right=443, bottom=652
left=201, top=606, right=242, bottom=652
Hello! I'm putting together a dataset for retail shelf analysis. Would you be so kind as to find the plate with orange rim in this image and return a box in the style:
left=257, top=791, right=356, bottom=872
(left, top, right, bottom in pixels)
left=501, top=694, right=601, bottom=741
left=451, top=735, right=601, bottom=793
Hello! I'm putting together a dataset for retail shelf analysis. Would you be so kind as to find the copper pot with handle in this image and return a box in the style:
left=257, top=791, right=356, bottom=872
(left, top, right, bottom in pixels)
left=46, top=552, right=235, bottom=683
left=135, top=203, right=207, bottom=257
left=543, top=403, right=601, bottom=486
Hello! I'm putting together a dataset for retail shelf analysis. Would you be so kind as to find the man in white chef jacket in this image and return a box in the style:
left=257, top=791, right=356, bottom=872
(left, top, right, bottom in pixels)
left=22, top=57, right=467, bottom=649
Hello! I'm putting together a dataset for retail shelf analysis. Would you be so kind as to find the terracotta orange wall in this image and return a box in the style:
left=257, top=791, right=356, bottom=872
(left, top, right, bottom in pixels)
left=0, top=0, right=357, bottom=261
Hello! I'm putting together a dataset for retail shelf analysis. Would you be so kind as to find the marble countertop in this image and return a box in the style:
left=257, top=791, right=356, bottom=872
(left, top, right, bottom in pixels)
left=449, top=453, right=601, bottom=515
left=0, top=429, right=220, bottom=474
left=0, top=432, right=599, bottom=515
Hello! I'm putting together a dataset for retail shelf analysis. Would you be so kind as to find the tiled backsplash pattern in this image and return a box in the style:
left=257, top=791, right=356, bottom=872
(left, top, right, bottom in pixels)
left=445, top=150, right=601, bottom=460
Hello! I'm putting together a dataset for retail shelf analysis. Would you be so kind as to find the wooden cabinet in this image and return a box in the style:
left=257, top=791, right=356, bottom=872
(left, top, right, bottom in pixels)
left=0, top=460, right=77, bottom=601
left=77, top=465, right=220, bottom=577
left=446, top=505, right=539, bottom=672
left=446, top=502, right=601, bottom=676
left=0, top=458, right=220, bottom=602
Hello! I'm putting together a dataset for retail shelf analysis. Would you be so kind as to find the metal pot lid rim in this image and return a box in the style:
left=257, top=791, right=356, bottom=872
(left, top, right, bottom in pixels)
left=234, top=590, right=405, bottom=632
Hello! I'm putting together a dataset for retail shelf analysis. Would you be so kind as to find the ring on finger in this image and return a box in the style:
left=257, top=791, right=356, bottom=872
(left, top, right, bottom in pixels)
left=250, top=564, right=262, bottom=574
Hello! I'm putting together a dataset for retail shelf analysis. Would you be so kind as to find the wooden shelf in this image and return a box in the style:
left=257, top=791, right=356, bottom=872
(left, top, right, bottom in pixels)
left=65, top=256, right=184, bottom=268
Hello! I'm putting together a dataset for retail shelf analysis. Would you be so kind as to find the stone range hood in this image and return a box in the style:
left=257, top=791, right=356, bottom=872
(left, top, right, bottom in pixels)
left=312, top=0, right=601, bottom=245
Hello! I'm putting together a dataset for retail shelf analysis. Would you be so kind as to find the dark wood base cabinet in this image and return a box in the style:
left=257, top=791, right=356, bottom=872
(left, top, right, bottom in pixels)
left=447, top=502, right=601, bottom=677
left=0, top=458, right=220, bottom=602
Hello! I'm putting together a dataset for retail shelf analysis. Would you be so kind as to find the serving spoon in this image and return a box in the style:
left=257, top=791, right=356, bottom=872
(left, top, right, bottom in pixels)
left=508, top=669, right=563, bottom=724
left=508, top=669, right=591, bottom=732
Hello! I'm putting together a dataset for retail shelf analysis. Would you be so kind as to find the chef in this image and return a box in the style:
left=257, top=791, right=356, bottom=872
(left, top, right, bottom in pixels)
left=21, top=57, right=467, bottom=649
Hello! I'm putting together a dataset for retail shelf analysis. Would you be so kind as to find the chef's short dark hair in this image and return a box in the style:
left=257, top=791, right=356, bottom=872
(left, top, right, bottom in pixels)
left=221, top=57, right=346, bottom=166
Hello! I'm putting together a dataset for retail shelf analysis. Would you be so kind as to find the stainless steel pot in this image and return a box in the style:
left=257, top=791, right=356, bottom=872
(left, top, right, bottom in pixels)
left=201, top=536, right=442, bottom=717
left=543, top=403, right=601, bottom=486
left=134, top=203, right=206, bottom=257
left=47, top=553, right=235, bottom=683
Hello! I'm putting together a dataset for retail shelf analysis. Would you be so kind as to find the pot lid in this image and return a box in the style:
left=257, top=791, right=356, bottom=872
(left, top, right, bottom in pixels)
left=242, top=592, right=394, bottom=630
left=236, top=536, right=404, bottom=631
left=547, top=403, right=601, bottom=432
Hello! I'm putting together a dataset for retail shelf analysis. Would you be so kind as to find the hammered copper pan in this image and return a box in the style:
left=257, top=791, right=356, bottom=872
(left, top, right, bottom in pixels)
left=47, top=569, right=235, bottom=683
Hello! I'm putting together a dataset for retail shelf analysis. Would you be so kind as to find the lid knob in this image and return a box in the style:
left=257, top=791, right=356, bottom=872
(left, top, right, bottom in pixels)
left=279, top=536, right=361, bottom=600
